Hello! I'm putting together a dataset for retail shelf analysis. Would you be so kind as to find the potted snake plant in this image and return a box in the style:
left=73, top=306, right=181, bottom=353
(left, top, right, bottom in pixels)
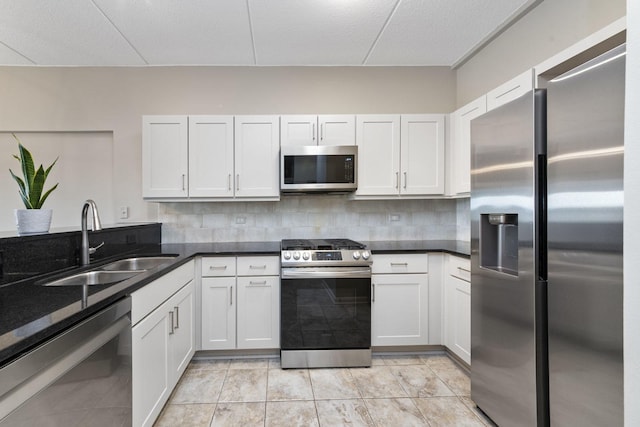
left=9, top=134, right=58, bottom=235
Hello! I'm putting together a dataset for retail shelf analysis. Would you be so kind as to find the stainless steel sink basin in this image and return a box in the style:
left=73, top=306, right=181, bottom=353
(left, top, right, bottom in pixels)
left=41, top=271, right=141, bottom=287
left=99, top=256, right=177, bottom=272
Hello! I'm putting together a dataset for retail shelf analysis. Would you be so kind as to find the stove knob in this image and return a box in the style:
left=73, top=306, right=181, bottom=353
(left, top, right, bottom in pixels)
left=352, top=251, right=361, bottom=260
left=302, top=252, right=310, bottom=260
left=293, top=251, right=301, bottom=260
left=283, top=251, right=291, bottom=260
left=362, top=250, right=371, bottom=260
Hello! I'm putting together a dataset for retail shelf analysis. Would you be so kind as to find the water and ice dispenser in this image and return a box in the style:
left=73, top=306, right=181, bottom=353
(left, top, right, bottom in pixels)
left=479, top=213, right=518, bottom=276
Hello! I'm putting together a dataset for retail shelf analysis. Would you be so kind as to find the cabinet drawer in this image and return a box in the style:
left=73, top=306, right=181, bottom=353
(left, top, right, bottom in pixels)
left=372, top=253, right=428, bottom=274
left=201, top=257, right=236, bottom=277
left=237, top=256, right=280, bottom=276
left=448, top=255, right=470, bottom=282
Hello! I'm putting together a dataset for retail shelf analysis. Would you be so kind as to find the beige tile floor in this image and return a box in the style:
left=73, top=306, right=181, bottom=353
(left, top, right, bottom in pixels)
left=154, top=353, right=495, bottom=427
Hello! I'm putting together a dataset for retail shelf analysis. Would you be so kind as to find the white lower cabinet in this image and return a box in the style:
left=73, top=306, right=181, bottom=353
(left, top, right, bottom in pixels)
left=371, top=253, right=429, bottom=346
left=444, top=255, right=471, bottom=364
left=201, top=256, right=280, bottom=350
left=131, top=261, right=195, bottom=427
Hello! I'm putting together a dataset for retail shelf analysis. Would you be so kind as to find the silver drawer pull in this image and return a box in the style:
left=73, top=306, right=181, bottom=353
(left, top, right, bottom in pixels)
left=249, top=280, right=268, bottom=286
left=457, top=266, right=471, bottom=273
left=390, top=262, right=409, bottom=266
left=169, top=311, right=175, bottom=335
left=249, top=265, right=267, bottom=269
left=210, top=265, right=228, bottom=270
left=230, top=286, right=233, bottom=305
left=174, top=306, right=180, bottom=329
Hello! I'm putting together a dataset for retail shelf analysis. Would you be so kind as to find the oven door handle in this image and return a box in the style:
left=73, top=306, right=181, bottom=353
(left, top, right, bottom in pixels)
left=281, top=267, right=371, bottom=279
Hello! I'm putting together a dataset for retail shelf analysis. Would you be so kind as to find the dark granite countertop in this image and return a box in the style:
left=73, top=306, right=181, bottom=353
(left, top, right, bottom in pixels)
left=0, top=239, right=466, bottom=367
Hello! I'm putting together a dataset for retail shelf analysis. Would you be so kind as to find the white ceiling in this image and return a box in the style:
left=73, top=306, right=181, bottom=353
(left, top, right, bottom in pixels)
left=0, top=0, right=538, bottom=67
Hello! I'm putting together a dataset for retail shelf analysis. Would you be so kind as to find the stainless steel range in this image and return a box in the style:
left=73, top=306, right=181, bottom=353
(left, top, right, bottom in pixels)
left=280, top=238, right=372, bottom=368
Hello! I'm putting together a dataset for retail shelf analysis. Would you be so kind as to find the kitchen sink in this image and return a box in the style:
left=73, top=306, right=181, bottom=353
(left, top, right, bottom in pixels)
left=40, top=270, right=142, bottom=287
left=98, top=256, right=178, bottom=272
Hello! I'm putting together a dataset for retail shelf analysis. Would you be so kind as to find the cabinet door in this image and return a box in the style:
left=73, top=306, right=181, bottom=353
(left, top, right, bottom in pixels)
left=188, top=115, right=234, bottom=197
left=450, top=97, right=486, bottom=194
left=486, top=69, right=534, bottom=111
left=201, top=277, right=236, bottom=350
left=318, top=115, right=355, bottom=146
left=281, top=115, right=318, bottom=146
left=400, top=114, right=445, bottom=195
left=371, top=273, right=429, bottom=346
left=236, top=276, right=280, bottom=349
left=445, top=275, right=471, bottom=364
left=132, top=301, right=171, bottom=427
left=355, top=115, right=401, bottom=196
left=168, top=281, right=195, bottom=383
left=234, top=115, right=280, bottom=198
left=142, top=115, right=188, bottom=198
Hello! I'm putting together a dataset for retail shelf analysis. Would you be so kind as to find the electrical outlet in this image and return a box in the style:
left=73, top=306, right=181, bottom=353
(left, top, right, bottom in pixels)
left=236, top=216, right=246, bottom=224
left=119, top=206, right=129, bottom=219
left=389, top=213, right=401, bottom=222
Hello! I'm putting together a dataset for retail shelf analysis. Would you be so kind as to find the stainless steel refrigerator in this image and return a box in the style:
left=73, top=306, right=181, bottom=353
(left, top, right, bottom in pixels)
left=470, top=44, right=624, bottom=427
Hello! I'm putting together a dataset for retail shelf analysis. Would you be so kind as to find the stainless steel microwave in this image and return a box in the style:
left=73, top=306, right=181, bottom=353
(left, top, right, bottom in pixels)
left=280, top=145, right=358, bottom=193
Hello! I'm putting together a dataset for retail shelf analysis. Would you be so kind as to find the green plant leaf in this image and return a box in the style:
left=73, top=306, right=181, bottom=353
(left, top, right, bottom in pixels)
left=9, top=134, right=58, bottom=209
left=38, top=183, right=58, bottom=209
left=29, top=166, right=46, bottom=209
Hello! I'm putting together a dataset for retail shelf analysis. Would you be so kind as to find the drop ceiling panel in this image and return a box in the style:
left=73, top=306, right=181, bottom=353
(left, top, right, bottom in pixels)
left=367, top=0, right=534, bottom=65
left=249, top=0, right=399, bottom=65
left=0, top=43, right=32, bottom=65
left=93, top=0, right=255, bottom=65
left=0, top=0, right=145, bottom=65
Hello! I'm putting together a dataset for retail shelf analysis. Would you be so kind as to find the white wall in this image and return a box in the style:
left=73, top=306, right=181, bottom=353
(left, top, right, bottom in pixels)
left=0, top=66, right=455, bottom=233
left=456, top=0, right=625, bottom=106
left=624, top=1, right=639, bottom=425
left=1, top=132, right=114, bottom=230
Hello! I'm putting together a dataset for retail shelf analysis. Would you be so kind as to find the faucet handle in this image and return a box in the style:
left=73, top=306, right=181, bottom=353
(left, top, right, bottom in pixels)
left=89, top=241, right=105, bottom=255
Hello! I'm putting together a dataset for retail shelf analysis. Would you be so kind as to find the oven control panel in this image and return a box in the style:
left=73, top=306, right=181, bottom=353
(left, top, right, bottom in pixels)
left=281, top=250, right=371, bottom=266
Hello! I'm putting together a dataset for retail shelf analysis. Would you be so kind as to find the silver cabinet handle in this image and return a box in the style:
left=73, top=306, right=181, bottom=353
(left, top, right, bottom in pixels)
left=403, top=172, right=407, bottom=189
left=395, top=172, right=399, bottom=189
left=372, top=283, right=375, bottom=302
left=230, top=286, right=233, bottom=305
left=228, top=174, right=231, bottom=191
left=174, top=306, right=180, bottom=329
left=249, top=280, right=267, bottom=286
left=312, top=123, right=316, bottom=141
left=182, top=174, right=186, bottom=191
left=169, top=311, right=175, bottom=335
left=320, top=123, right=324, bottom=141
left=390, top=262, right=409, bottom=266
left=210, top=265, right=228, bottom=270
left=458, top=266, right=471, bottom=273
left=249, top=264, right=267, bottom=270
left=236, top=174, right=239, bottom=191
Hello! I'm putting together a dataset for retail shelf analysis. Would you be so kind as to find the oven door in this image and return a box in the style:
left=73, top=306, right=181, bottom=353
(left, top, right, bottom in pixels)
left=280, top=267, right=371, bottom=351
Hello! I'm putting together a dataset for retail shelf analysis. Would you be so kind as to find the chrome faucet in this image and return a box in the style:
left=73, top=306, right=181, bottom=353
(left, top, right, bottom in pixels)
left=81, top=199, right=104, bottom=266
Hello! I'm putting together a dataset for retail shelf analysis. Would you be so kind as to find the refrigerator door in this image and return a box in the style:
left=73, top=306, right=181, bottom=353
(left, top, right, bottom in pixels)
left=546, top=45, right=624, bottom=426
left=470, top=90, right=544, bottom=427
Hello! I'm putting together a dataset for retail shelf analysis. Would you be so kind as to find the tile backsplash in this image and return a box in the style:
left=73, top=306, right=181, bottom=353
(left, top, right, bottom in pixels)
left=159, top=196, right=470, bottom=243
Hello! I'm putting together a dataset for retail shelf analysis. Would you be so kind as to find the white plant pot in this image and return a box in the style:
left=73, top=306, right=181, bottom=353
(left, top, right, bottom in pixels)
left=14, top=209, right=53, bottom=235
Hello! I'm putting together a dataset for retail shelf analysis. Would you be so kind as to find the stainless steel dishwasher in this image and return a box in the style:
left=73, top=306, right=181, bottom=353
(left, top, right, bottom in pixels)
left=0, top=297, right=132, bottom=426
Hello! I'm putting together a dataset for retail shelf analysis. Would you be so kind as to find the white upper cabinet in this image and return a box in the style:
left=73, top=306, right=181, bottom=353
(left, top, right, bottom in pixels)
left=280, top=115, right=355, bottom=146
left=448, top=96, right=487, bottom=195
left=234, top=115, right=280, bottom=198
left=356, top=115, right=401, bottom=196
left=143, top=115, right=280, bottom=200
left=356, top=114, right=445, bottom=197
left=486, top=69, right=534, bottom=111
left=142, top=115, right=188, bottom=198
left=188, top=115, right=234, bottom=198
left=400, top=114, right=445, bottom=195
